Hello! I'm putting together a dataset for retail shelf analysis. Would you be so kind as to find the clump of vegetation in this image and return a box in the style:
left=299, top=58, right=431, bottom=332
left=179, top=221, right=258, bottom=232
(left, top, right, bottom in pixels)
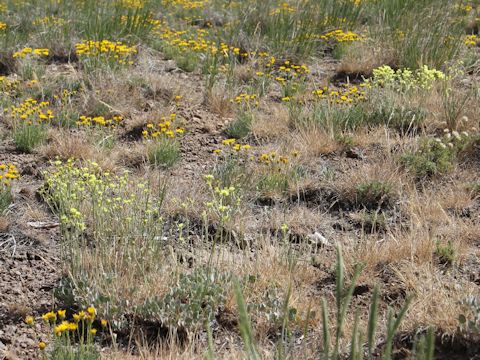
left=435, top=240, right=456, bottom=266
left=225, top=111, right=254, bottom=139
left=401, top=129, right=472, bottom=178
left=355, top=180, right=393, bottom=209
left=138, top=267, right=230, bottom=332
left=143, top=114, right=184, bottom=168
left=24, top=306, right=106, bottom=359
left=367, top=65, right=445, bottom=91
left=459, top=297, right=480, bottom=340
left=7, top=98, right=53, bottom=152
left=468, top=183, right=480, bottom=198
left=256, top=150, right=299, bottom=196
left=367, top=101, right=427, bottom=133
left=147, top=138, right=181, bottom=168
left=0, top=164, right=19, bottom=213
left=355, top=209, right=389, bottom=233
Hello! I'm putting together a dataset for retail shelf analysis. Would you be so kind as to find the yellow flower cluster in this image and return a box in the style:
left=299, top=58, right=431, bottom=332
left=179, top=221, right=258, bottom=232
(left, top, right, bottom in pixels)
left=54, top=321, right=78, bottom=335
left=258, top=59, right=310, bottom=84
left=160, top=27, right=211, bottom=52
left=256, top=150, right=299, bottom=183
left=0, top=76, right=20, bottom=95
left=142, top=114, right=185, bottom=139
left=53, top=88, right=78, bottom=104
left=41, top=310, right=57, bottom=323
left=120, top=0, right=144, bottom=8
left=273, top=58, right=309, bottom=76
left=278, top=61, right=309, bottom=74
left=13, top=47, right=49, bottom=59
left=270, top=2, right=296, bottom=15
left=119, top=14, right=158, bottom=27
left=158, top=25, right=249, bottom=59
left=259, top=151, right=293, bottom=165
left=232, top=93, right=259, bottom=107
left=0, top=21, right=6, bottom=30
left=32, top=16, right=66, bottom=27
left=0, top=164, right=19, bottom=187
left=214, top=140, right=299, bottom=166
left=6, top=98, right=54, bottom=123
left=77, top=115, right=124, bottom=128
left=162, top=0, right=209, bottom=10
left=40, top=307, right=99, bottom=329
left=369, top=64, right=445, bottom=90
left=464, top=34, right=479, bottom=47
left=26, top=306, right=107, bottom=351
left=313, top=84, right=368, bottom=104
left=458, top=4, right=474, bottom=13
left=75, top=40, right=137, bottom=65
left=319, top=29, right=363, bottom=43
left=214, top=138, right=252, bottom=154
left=214, top=185, right=236, bottom=197
left=44, top=159, right=165, bottom=242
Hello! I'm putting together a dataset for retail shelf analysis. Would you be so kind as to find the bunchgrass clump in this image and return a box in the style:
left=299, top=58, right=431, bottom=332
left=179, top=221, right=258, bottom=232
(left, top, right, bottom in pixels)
left=232, top=246, right=419, bottom=360
left=355, top=180, right=393, bottom=209
left=435, top=240, right=456, bottom=266
left=13, top=122, right=48, bottom=153
left=7, top=98, right=54, bottom=153
left=147, top=138, right=181, bottom=168
left=143, top=115, right=184, bottom=168
left=225, top=111, right=253, bottom=139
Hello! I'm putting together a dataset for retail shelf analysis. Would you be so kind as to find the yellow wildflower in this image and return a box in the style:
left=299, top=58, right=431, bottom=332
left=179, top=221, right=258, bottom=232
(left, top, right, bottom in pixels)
left=25, top=316, right=34, bottom=326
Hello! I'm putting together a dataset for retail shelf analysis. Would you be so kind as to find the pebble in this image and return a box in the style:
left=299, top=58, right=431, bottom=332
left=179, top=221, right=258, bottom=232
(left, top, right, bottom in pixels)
left=307, top=232, right=332, bottom=247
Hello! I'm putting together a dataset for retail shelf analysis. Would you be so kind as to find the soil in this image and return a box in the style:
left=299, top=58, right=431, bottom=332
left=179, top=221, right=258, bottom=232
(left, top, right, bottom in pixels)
left=0, top=142, right=61, bottom=359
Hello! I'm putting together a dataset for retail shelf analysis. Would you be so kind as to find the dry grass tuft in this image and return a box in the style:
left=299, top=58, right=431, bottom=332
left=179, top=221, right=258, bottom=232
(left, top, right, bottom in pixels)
left=39, top=130, right=96, bottom=161
left=205, top=90, right=234, bottom=118
left=0, top=216, right=10, bottom=232
left=252, top=104, right=290, bottom=140
left=39, top=129, right=119, bottom=171
left=337, top=40, right=396, bottom=77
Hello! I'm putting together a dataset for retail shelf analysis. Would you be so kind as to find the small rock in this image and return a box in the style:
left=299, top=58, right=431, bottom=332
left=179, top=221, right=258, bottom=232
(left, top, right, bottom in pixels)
left=307, top=232, right=332, bottom=247
left=27, top=221, right=60, bottom=229
left=164, top=60, right=177, bottom=72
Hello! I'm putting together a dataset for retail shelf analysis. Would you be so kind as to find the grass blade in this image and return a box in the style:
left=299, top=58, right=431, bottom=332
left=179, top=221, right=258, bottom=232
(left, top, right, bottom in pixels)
left=321, top=297, right=330, bottom=359
left=367, top=286, right=380, bottom=359
left=234, top=279, right=258, bottom=360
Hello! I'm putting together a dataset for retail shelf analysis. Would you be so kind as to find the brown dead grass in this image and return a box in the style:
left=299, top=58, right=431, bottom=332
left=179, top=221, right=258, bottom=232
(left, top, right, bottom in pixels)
left=252, top=104, right=290, bottom=140
left=39, top=129, right=121, bottom=171
left=328, top=157, right=403, bottom=205
left=337, top=40, right=396, bottom=76
left=290, top=125, right=341, bottom=156
left=0, top=216, right=10, bottom=232
left=401, top=262, right=478, bottom=333
left=205, top=89, right=234, bottom=118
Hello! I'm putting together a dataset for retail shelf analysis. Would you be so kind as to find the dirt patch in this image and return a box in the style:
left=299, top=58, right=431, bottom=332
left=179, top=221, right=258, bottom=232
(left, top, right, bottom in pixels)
left=0, top=235, right=60, bottom=359
left=330, top=70, right=371, bottom=86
